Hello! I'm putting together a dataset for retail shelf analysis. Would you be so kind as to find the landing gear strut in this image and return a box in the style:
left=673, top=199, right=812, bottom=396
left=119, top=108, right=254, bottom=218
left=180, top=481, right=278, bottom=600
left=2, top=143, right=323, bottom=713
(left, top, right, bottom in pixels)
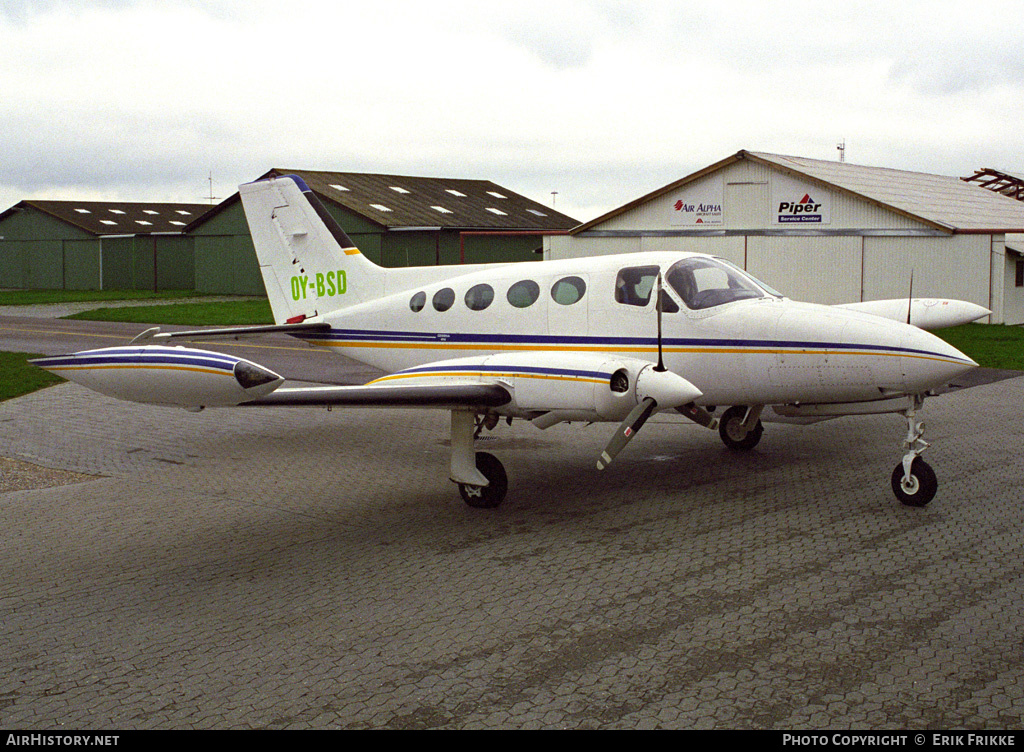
left=891, top=395, right=937, bottom=507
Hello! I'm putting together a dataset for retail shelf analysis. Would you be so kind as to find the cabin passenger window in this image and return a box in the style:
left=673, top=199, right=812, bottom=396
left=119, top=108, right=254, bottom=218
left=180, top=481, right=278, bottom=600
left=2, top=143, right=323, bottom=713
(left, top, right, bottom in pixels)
left=432, top=287, right=455, bottom=312
left=615, top=266, right=660, bottom=306
left=465, top=283, right=495, bottom=311
left=410, top=291, right=426, bottom=312
left=507, top=280, right=540, bottom=308
left=551, top=276, right=586, bottom=305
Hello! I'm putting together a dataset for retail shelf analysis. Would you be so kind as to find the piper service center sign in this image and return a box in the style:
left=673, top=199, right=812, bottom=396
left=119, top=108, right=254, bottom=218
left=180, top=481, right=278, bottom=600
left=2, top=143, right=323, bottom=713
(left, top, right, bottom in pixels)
left=772, top=173, right=831, bottom=225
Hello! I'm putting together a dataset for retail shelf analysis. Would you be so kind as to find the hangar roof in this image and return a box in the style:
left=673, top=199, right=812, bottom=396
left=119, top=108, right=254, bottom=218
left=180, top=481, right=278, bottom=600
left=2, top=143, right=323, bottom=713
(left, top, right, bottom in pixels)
left=575, top=150, right=1024, bottom=234
left=264, top=169, right=578, bottom=231
left=0, top=200, right=215, bottom=236
left=192, top=169, right=578, bottom=233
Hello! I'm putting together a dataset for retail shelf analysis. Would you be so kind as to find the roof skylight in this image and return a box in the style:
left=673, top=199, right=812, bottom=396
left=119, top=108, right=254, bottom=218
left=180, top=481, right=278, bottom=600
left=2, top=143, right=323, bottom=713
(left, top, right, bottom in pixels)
left=74, top=208, right=91, bottom=214
left=135, top=220, right=153, bottom=226
left=100, top=220, right=117, bottom=226
left=330, top=184, right=349, bottom=192
left=446, top=189, right=467, bottom=197
left=369, top=203, right=392, bottom=212
left=175, top=210, right=192, bottom=215
left=143, top=210, right=159, bottom=215
left=431, top=206, right=453, bottom=214
left=390, top=186, right=410, bottom=194
left=527, top=209, right=548, bottom=217
left=485, top=207, right=507, bottom=216
left=109, top=209, right=125, bottom=215
left=487, top=191, right=506, bottom=199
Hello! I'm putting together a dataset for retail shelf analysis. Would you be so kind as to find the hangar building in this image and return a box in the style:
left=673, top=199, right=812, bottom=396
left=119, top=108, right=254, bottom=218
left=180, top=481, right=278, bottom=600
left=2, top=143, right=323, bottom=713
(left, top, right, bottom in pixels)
left=546, top=151, right=1024, bottom=324
left=0, top=200, right=214, bottom=291
left=187, top=169, right=578, bottom=295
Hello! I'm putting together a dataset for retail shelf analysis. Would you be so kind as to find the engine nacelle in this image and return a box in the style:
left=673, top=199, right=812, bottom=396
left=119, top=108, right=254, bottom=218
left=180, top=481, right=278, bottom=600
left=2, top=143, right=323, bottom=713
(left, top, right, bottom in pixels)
left=30, top=345, right=284, bottom=409
left=383, top=352, right=701, bottom=424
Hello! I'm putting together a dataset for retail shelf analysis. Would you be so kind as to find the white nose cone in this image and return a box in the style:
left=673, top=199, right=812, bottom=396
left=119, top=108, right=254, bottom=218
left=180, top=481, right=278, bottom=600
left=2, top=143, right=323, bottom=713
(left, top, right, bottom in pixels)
left=900, top=326, right=978, bottom=392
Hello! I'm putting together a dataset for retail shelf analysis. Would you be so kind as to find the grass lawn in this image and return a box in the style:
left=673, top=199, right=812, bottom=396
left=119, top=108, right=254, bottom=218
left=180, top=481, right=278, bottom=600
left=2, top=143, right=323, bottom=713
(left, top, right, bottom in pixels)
left=0, top=289, right=206, bottom=306
left=63, top=299, right=274, bottom=326
left=0, top=352, right=64, bottom=402
left=932, top=324, right=1024, bottom=371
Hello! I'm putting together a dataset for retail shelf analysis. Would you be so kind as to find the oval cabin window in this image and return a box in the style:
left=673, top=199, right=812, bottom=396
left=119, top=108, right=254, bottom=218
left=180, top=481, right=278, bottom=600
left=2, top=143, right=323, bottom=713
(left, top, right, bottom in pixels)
left=507, top=280, right=540, bottom=308
left=551, top=276, right=586, bottom=305
left=432, top=287, right=455, bottom=312
left=465, top=283, right=495, bottom=311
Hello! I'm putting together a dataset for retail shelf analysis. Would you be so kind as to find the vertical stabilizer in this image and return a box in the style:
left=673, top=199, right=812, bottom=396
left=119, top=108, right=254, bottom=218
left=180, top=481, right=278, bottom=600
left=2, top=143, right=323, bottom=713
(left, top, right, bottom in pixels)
left=239, top=175, right=385, bottom=324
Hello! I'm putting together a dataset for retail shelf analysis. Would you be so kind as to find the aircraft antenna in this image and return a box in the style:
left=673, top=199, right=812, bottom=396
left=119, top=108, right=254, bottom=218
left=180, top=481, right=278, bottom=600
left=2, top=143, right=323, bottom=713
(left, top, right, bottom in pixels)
left=907, top=270, right=914, bottom=324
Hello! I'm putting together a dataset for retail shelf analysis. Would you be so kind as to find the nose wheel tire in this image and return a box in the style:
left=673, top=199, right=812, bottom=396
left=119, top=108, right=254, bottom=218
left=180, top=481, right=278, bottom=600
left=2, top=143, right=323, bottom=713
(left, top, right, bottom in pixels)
left=891, top=457, right=937, bottom=507
left=458, top=452, right=508, bottom=509
left=719, top=405, right=764, bottom=451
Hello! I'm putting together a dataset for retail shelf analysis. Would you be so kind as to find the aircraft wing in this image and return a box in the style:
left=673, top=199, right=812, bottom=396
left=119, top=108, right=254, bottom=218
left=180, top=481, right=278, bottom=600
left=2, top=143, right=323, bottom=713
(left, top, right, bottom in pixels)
left=243, top=382, right=511, bottom=409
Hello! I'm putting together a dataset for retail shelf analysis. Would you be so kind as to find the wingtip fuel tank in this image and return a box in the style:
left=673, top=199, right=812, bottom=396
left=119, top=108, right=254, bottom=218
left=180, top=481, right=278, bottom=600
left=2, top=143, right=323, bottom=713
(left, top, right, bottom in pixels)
left=30, top=345, right=284, bottom=409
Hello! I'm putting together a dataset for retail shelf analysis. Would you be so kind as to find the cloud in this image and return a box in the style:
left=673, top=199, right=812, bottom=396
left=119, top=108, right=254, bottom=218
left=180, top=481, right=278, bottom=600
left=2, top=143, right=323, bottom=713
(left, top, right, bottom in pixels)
left=2, top=1, right=1023, bottom=222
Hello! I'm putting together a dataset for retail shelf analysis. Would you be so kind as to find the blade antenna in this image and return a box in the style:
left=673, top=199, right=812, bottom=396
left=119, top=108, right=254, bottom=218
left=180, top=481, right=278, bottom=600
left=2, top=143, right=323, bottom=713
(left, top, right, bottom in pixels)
left=655, top=273, right=666, bottom=372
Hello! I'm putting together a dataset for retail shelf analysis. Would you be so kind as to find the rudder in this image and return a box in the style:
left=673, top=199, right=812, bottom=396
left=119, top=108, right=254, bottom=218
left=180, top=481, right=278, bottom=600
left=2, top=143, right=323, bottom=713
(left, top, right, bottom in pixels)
left=239, top=175, right=385, bottom=324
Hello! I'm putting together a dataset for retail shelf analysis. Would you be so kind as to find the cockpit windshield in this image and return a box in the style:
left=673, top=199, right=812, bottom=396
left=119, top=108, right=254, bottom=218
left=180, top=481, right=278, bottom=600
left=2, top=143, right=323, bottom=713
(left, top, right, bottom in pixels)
left=665, top=257, right=773, bottom=310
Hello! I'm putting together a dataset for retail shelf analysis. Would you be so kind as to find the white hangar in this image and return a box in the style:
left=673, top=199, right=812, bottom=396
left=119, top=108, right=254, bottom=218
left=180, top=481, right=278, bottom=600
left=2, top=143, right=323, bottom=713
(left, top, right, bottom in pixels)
left=546, top=150, right=1024, bottom=324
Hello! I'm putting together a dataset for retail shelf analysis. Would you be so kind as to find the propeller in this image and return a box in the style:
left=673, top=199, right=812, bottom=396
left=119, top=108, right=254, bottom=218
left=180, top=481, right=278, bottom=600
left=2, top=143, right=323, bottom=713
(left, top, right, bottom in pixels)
left=596, top=274, right=703, bottom=470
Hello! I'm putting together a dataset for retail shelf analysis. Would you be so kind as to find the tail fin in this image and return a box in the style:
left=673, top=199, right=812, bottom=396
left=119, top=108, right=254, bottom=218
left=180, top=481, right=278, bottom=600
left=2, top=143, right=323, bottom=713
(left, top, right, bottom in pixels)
left=239, top=175, right=385, bottom=324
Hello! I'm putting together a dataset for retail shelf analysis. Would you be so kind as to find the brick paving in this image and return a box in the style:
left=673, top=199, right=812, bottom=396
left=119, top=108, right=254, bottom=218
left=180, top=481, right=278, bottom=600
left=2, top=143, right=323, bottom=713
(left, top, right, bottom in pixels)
left=1, top=374, right=1022, bottom=729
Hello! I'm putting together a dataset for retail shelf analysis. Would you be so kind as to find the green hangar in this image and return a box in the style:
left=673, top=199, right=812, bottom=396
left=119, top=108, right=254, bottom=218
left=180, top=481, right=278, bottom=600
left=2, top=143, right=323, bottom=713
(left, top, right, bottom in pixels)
left=0, top=169, right=579, bottom=295
left=0, top=199, right=214, bottom=291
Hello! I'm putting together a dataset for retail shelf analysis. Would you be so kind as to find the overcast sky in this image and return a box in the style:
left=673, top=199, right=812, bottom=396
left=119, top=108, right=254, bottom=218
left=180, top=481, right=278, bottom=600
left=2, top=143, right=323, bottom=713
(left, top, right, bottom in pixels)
left=2, top=0, right=1022, bottom=223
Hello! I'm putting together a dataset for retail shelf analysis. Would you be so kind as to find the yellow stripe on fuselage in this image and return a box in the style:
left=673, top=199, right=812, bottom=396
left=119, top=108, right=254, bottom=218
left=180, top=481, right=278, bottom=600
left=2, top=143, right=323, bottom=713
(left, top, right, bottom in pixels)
left=303, top=339, right=968, bottom=366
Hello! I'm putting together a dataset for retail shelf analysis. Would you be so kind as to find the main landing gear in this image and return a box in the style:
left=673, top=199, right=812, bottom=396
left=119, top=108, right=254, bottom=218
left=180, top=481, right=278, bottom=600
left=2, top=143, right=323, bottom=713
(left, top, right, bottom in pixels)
left=449, top=410, right=508, bottom=509
left=891, top=395, right=937, bottom=507
left=718, top=405, right=764, bottom=451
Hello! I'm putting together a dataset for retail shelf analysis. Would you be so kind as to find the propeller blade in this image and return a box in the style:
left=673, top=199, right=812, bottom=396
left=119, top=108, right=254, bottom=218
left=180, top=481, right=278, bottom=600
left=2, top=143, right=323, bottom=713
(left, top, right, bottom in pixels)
left=597, top=397, right=658, bottom=470
left=655, top=273, right=666, bottom=372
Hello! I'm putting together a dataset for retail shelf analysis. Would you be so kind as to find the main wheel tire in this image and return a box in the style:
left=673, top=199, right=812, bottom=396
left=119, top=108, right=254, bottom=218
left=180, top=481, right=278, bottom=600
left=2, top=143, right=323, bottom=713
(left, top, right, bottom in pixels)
left=458, top=451, right=508, bottom=509
left=719, top=406, right=763, bottom=451
left=891, top=457, right=937, bottom=507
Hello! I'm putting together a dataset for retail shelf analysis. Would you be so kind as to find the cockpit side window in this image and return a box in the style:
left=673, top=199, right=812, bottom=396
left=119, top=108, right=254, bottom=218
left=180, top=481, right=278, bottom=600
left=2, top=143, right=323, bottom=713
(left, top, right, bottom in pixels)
left=666, top=257, right=764, bottom=310
left=614, top=266, right=660, bottom=307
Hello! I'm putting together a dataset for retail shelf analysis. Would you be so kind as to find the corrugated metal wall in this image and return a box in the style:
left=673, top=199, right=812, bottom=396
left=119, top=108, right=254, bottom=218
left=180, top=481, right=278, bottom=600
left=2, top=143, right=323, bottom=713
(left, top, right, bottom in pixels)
left=549, top=159, right=1008, bottom=320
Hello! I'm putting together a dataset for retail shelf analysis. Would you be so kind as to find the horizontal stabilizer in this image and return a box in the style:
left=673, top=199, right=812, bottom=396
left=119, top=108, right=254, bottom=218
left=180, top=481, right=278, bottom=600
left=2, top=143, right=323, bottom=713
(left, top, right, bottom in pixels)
left=130, top=321, right=331, bottom=344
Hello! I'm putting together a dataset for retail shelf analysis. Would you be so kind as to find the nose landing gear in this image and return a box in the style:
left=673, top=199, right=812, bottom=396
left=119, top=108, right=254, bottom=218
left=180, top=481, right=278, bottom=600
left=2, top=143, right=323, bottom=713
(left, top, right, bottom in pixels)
left=891, top=395, right=937, bottom=507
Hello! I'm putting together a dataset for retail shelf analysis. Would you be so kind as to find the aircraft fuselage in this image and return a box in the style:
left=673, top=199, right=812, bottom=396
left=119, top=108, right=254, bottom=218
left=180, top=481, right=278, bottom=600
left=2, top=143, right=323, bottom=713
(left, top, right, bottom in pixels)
left=307, top=252, right=975, bottom=410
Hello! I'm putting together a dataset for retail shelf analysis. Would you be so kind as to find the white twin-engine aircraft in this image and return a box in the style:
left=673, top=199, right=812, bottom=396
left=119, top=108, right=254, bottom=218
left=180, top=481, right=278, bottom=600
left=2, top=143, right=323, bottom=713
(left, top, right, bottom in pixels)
left=33, top=175, right=988, bottom=509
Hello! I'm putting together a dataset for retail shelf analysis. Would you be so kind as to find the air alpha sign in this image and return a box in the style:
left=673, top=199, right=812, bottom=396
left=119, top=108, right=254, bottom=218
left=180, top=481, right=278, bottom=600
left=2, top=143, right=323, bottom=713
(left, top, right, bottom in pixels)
left=771, top=174, right=831, bottom=225
left=669, top=180, right=724, bottom=226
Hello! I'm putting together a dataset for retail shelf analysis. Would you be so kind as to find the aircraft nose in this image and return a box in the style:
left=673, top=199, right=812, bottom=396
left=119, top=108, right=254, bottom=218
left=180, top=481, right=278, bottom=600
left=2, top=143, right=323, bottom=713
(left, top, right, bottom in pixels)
left=900, top=326, right=978, bottom=391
